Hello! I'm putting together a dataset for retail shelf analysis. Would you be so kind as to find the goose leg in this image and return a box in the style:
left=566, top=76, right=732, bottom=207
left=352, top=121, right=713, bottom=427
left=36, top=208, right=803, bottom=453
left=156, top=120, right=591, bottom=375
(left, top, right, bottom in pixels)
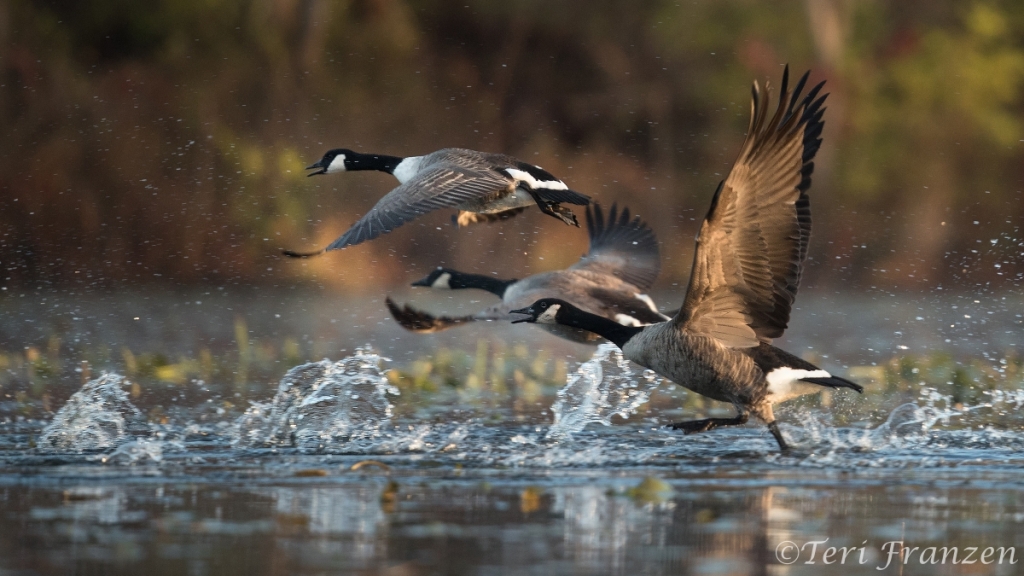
left=526, top=191, right=579, bottom=227
left=766, top=421, right=790, bottom=451
left=667, top=412, right=748, bottom=434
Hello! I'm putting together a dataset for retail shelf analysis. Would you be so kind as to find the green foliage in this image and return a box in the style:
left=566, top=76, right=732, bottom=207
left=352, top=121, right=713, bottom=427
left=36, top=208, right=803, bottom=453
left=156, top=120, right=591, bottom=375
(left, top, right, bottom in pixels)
left=843, top=2, right=1024, bottom=201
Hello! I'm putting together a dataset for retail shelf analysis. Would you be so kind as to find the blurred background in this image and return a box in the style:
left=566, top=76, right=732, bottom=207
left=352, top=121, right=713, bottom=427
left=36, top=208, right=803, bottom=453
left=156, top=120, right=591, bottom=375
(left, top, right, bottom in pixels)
left=2, top=0, right=1022, bottom=292
left=1, top=0, right=1023, bottom=414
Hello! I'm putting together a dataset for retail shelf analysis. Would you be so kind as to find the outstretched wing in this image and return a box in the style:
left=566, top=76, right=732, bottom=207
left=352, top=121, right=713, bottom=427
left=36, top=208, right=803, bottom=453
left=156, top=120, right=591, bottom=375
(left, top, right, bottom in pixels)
left=325, top=164, right=514, bottom=250
left=569, top=203, right=661, bottom=290
left=676, top=66, right=827, bottom=347
left=385, top=297, right=510, bottom=333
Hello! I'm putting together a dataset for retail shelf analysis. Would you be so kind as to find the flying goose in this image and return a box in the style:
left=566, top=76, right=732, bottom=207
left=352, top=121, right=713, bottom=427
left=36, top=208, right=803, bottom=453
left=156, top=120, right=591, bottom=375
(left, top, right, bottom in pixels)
left=284, top=148, right=591, bottom=257
left=510, top=67, right=862, bottom=451
left=385, top=203, right=670, bottom=343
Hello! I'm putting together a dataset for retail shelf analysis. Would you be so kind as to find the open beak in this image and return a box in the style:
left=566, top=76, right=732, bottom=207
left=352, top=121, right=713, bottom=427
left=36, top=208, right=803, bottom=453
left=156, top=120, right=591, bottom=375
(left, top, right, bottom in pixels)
left=305, top=160, right=326, bottom=177
left=509, top=307, right=533, bottom=324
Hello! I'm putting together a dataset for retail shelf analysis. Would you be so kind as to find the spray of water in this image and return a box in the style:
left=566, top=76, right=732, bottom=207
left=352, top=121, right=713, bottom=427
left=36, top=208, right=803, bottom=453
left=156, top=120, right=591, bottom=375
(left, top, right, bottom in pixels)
left=784, top=384, right=1024, bottom=466
left=231, top=347, right=399, bottom=450
left=32, top=343, right=1024, bottom=468
left=545, top=343, right=662, bottom=440
left=37, top=374, right=146, bottom=452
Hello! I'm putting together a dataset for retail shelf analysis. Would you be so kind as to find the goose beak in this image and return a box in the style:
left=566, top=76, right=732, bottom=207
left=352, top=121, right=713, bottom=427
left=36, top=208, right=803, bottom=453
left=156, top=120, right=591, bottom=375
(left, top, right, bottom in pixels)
left=305, top=160, right=326, bottom=176
left=410, top=276, right=432, bottom=287
left=509, top=307, right=533, bottom=324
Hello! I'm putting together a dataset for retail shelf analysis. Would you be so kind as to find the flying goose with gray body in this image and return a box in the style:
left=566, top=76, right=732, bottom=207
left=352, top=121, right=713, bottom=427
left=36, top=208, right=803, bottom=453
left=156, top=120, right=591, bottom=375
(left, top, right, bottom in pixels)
left=386, top=203, right=669, bottom=344
left=284, top=148, right=591, bottom=257
left=511, top=67, right=862, bottom=451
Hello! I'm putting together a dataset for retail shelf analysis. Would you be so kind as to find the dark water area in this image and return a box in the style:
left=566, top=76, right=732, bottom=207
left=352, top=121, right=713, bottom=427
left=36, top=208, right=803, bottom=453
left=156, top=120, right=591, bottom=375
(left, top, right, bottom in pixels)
left=2, top=445, right=1023, bottom=576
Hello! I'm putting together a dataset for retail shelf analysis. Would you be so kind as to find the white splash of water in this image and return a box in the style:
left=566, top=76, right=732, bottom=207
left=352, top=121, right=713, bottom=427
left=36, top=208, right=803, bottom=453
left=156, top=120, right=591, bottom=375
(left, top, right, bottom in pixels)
left=788, top=385, right=1024, bottom=464
left=232, top=347, right=399, bottom=450
left=38, top=373, right=146, bottom=452
left=545, top=343, right=661, bottom=440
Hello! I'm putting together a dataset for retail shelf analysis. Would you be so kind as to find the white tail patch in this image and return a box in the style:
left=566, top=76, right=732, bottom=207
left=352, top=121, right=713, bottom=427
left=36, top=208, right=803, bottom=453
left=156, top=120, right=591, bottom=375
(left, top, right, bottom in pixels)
left=614, top=313, right=643, bottom=327
left=765, top=367, right=831, bottom=403
left=502, top=167, right=569, bottom=191
left=392, top=156, right=424, bottom=183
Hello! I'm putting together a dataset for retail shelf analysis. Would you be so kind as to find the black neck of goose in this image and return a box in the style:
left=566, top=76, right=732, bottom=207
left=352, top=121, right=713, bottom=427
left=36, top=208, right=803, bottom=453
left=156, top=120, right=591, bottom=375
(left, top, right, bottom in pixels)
left=347, top=152, right=404, bottom=174
left=556, top=304, right=643, bottom=349
left=449, top=272, right=516, bottom=297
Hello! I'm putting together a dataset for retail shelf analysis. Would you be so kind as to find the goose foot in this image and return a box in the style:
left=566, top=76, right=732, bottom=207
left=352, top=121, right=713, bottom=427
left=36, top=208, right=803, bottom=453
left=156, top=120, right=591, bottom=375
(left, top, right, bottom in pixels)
left=538, top=202, right=579, bottom=226
left=767, top=421, right=790, bottom=452
left=528, top=191, right=579, bottom=226
left=667, top=413, right=748, bottom=434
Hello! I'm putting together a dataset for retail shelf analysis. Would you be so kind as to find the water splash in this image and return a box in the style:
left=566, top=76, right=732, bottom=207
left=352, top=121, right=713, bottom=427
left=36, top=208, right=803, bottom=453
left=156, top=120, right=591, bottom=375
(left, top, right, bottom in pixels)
left=545, top=343, right=662, bottom=440
left=232, top=347, right=399, bottom=450
left=786, top=384, right=1024, bottom=465
left=38, top=373, right=146, bottom=452
left=26, top=345, right=1024, bottom=471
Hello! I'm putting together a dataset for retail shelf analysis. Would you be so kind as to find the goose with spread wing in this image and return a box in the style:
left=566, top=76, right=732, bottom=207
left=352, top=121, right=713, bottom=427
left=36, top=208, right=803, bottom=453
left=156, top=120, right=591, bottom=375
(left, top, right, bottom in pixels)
left=284, top=148, right=591, bottom=257
left=386, top=203, right=669, bottom=343
left=510, top=67, right=861, bottom=451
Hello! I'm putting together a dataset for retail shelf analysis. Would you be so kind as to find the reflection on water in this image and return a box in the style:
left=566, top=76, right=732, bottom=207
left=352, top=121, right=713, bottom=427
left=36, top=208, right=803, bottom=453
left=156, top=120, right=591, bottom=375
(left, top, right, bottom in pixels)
left=3, top=468, right=1022, bottom=575
left=271, top=485, right=387, bottom=569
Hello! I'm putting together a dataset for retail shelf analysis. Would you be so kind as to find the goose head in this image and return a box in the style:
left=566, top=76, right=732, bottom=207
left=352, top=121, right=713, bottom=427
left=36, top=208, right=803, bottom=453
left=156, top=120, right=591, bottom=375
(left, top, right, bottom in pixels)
left=510, top=298, right=567, bottom=324
left=411, top=268, right=455, bottom=289
left=306, top=148, right=355, bottom=176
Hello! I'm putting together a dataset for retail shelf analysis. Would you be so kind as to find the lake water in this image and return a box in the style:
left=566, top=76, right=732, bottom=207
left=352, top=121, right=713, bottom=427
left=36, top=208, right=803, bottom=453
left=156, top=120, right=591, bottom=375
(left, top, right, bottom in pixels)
left=1, top=288, right=1022, bottom=575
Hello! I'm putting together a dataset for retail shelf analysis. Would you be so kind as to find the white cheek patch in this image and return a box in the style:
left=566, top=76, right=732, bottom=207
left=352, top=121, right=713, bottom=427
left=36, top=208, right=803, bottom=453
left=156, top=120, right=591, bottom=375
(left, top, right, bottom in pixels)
left=614, top=313, right=642, bottom=327
left=503, top=168, right=569, bottom=191
left=536, top=304, right=561, bottom=324
left=326, top=154, right=347, bottom=173
left=392, top=156, right=424, bottom=184
left=765, top=367, right=831, bottom=397
left=431, top=272, right=452, bottom=289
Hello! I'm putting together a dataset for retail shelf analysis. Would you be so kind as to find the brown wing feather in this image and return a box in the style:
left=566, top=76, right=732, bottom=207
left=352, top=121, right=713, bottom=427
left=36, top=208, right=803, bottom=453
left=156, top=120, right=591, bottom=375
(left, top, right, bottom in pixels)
left=569, top=203, right=661, bottom=291
left=677, top=67, right=828, bottom=346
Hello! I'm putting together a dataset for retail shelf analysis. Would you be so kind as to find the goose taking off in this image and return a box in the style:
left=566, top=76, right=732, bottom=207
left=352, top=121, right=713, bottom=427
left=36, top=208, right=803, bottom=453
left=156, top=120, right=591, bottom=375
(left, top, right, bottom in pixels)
left=283, top=148, right=591, bottom=257
left=510, top=67, right=862, bottom=451
left=386, top=203, right=669, bottom=344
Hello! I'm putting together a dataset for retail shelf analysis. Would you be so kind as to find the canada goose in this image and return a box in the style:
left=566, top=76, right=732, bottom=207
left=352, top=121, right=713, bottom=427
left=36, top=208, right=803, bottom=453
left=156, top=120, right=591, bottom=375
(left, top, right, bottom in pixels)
left=385, top=203, right=669, bottom=343
left=510, top=67, right=862, bottom=451
left=283, top=148, right=591, bottom=257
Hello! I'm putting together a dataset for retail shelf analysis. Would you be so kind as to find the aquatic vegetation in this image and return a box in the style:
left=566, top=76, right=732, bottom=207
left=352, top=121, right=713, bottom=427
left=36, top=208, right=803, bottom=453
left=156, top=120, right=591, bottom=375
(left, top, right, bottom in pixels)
left=4, top=328, right=1024, bottom=434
